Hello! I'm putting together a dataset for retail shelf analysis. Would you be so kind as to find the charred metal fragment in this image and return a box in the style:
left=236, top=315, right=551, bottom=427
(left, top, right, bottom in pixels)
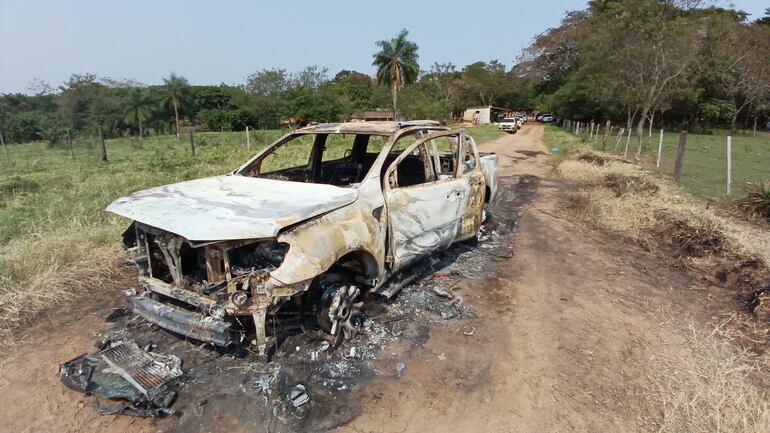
left=58, top=340, right=181, bottom=417
left=124, top=290, right=238, bottom=346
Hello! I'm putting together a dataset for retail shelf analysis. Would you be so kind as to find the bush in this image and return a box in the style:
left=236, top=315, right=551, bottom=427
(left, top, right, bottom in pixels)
left=3, top=111, right=65, bottom=144
left=197, top=108, right=258, bottom=131
left=737, top=181, right=770, bottom=222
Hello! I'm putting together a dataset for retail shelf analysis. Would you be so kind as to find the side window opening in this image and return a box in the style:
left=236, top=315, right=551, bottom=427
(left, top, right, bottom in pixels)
left=388, top=131, right=470, bottom=189
left=428, top=135, right=458, bottom=179
left=388, top=142, right=436, bottom=189
left=462, top=135, right=479, bottom=171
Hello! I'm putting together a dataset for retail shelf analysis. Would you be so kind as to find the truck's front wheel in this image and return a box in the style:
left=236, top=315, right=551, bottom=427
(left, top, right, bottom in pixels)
left=315, top=273, right=363, bottom=349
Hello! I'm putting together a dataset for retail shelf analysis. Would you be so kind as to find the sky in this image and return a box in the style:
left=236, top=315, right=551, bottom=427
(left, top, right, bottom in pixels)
left=0, top=0, right=767, bottom=94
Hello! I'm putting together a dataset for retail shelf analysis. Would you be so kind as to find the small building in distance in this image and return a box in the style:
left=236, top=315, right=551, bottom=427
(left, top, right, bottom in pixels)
left=350, top=110, right=395, bottom=122
left=461, top=106, right=515, bottom=125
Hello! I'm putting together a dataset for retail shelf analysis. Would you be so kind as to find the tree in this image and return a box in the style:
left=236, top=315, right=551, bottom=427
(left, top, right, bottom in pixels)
left=713, top=22, right=770, bottom=130
left=161, top=73, right=190, bottom=138
left=57, top=73, right=103, bottom=131
left=459, top=60, right=510, bottom=106
left=372, top=29, right=419, bottom=118
left=422, top=63, right=461, bottom=117
left=245, top=69, right=290, bottom=97
left=123, top=87, right=152, bottom=139
left=579, top=0, right=700, bottom=159
left=291, top=65, right=329, bottom=90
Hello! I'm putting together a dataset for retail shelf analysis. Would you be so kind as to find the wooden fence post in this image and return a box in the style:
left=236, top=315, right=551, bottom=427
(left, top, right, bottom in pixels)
left=614, top=127, right=625, bottom=152
left=601, top=120, right=611, bottom=150
left=188, top=125, right=195, bottom=156
left=673, top=130, right=687, bottom=182
left=246, top=126, right=251, bottom=150
left=66, top=128, right=75, bottom=162
left=589, top=121, right=594, bottom=141
left=0, top=130, right=10, bottom=165
left=98, top=128, right=108, bottom=162
left=623, top=128, right=632, bottom=159
left=726, top=136, right=732, bottom=195
left=656, top=129, right=663, bottom=168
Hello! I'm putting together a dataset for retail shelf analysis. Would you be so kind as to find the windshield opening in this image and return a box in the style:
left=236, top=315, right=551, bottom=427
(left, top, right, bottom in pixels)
left=235, top=133, right=388, bottom=187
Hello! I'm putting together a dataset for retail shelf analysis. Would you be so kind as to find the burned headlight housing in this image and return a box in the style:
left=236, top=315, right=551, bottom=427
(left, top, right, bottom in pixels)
left=229, top=241, right=289, bottom=275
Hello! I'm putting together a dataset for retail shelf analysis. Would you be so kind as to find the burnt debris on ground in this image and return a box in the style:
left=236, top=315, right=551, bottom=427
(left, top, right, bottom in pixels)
left=58, top=176, right=528, bottom=432
left=58, top=340, right=182, bottom=417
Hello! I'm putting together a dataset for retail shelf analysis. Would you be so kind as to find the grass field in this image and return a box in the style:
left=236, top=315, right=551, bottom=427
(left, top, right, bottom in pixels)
left=546, top=125, right=770, bottom=202
left=0, top=123, right=504, bottom=329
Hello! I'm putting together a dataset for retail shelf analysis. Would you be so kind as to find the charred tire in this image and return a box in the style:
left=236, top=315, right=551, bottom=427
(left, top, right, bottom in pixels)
left=315, top=273, right=363, bottom=349
left=311, top=272, right=347, bottom=331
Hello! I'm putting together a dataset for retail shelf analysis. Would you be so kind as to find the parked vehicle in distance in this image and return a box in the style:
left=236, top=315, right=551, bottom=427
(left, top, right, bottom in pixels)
left=499, top=117, right=520, bottom=133
left=540, top=114, right=554, bottom=123
left=107, top=120, right=499, bottom=357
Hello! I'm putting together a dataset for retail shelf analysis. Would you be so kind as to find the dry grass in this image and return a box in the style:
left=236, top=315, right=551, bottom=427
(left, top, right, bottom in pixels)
left=556, top=157, right=770, bottom=267
left=0, top=231, right=122, bottom=330
left=644, top=319, right=770, bottom=433
left=736, top=180, right=770, bottom=222
left=551, top=135, right=770, bottom=432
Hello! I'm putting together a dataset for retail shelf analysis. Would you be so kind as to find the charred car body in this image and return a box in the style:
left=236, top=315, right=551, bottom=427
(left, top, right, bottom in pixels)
left=108, top=121, right=499, bottom=356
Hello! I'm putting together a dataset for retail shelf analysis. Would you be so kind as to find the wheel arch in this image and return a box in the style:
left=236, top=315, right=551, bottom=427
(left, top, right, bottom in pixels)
left=331, top=249, right=380, bottom=287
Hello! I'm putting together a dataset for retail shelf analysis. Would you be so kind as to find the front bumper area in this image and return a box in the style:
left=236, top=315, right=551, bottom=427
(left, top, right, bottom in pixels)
left=123, top=290, right=238, bottom=347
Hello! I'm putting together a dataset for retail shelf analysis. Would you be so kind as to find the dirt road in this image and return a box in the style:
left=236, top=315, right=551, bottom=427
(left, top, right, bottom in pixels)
left=0, top=124, right=735, bottom=432
left=339, top=124, right=732, bottom=432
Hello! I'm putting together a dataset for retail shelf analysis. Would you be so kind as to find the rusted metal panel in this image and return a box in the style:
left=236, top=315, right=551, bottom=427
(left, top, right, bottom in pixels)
left=106, top=176, right=358, bottom=241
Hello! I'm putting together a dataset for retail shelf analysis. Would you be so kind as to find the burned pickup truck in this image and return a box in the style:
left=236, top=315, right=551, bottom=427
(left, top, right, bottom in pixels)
left=107, top=120, right=498, bottom=357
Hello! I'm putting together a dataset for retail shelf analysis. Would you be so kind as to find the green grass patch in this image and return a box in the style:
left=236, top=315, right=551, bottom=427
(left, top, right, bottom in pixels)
left=546, top=125, right=770, bottom=202
left=457, top=123, right=507, bottom=145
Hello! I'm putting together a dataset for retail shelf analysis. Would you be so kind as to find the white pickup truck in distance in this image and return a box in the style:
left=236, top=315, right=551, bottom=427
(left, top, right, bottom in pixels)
left=499, top=117, right=520, bottom=133
left=107, top=120, right=499, bottom=357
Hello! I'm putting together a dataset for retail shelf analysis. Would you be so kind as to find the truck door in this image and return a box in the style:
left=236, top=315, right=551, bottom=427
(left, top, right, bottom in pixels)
left=383, top=131, right=470, bottom=271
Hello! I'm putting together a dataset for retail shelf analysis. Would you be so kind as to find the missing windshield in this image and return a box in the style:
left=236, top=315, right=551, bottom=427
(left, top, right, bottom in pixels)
left=237, top=133, right=387, bottom=186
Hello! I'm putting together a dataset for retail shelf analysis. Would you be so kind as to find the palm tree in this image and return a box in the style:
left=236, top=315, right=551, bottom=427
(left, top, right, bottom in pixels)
left=162, top=73, right=190, bottom=138
left=372, top=29, right=419, bottom=119
left=123, top=87, right=152, bottom=139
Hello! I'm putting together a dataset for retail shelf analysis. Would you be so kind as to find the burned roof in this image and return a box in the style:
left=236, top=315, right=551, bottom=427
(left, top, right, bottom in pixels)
left=296, top=120, right=444, bottom=135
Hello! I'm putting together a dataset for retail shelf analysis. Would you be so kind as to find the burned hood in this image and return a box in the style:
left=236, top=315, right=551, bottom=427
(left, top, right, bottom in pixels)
left=106, top=175, right=358, bottom=241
